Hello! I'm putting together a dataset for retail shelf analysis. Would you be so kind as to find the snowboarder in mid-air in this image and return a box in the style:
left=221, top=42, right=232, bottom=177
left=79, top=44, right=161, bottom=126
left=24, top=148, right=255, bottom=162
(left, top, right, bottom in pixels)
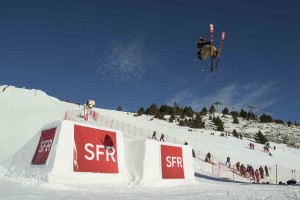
left=196, top=24, right=225, bottom=72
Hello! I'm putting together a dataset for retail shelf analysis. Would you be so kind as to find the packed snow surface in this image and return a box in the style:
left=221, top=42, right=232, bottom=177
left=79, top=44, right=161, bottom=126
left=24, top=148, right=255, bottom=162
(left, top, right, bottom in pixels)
left=0, top=85, right=299, bottom=199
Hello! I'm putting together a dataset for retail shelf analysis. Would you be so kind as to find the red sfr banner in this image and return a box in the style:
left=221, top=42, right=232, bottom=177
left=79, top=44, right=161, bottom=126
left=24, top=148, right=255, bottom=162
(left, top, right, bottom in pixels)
left=161, top=144, right=185, bottom=179
left=73, top=125, right=119, bottom=173
left=31, top=127, right=57, bottom=165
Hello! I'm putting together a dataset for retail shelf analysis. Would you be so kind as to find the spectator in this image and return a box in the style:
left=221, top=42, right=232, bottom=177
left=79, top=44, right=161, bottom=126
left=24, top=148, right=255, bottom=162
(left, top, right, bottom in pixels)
left=192, top=149, right=196, bottom=158
left=236, top=161, right=240, bottom=171
left=225, top=156, right=231, bottom=167
left=259, top=166, right=264, bottom=178
left=249, top=165, right=255, bottom=180
left=152, top=131, right=157, bottom=140
left=205, top=152, right=211, bottom=162
left=240, top=164, right=246, bottom=177
left=160, top=134, right=165, bottom=142
left=184, top=141, right=188, bottom=145
left=255, top=169, right=260, bottom=183
left=265, top=165, right=269, bottom=177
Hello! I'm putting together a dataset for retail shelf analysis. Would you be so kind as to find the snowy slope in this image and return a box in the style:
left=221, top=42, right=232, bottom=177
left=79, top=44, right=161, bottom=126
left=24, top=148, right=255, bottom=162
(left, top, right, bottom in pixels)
left=0, top=85, right=300, bottom=199
left=0, top=85, right=79, bottom=161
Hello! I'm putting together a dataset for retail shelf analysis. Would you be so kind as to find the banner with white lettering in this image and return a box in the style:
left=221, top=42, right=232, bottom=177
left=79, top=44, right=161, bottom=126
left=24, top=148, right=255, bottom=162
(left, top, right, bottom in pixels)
left=31, top=127, right=57, bottom=165
left=161, top=144, right=185, bottom=179
left=73, top=125, right=119, bottom=173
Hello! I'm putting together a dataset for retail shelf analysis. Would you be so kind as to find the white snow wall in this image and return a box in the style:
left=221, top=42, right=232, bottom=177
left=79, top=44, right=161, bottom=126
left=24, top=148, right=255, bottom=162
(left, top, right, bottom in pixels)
left=2, top=120, right=194, bottom=187
left=124, top=139, right=195, bottom=187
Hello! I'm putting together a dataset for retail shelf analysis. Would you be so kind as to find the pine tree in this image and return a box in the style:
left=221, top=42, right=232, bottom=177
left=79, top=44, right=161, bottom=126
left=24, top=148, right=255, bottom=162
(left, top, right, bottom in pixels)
left=239, top=109, right=247, bottom=118
left=232, top=129, right=239, bottom=138
left=233, top=116, right=239, bottom=124
left=213, top=116, right=224, bottom=131
left=174, top=102, right=183, bottom=116
left=116, top=106, right=123, bottom=111
left=137, top=107, right=145, bottom=116
left=230, top=111, right=239, bottom=117
left=169, top=114, right=175, bottom=122
left=192, top=113, right=205, bottom=128
left=222, top=107, right=229, bottom=115
left=209, top=105, right=216, bottom=113
left=146, top=103, right=159, bottom=116
left=183, top=106, right=194, bottom=118
left=159, top=104, right=173, bottom=115
left=259, top=113, right=273, bottom=123
left=200, top=107, right=208, bottom=116
left=255, top=131, right=268, bottom=144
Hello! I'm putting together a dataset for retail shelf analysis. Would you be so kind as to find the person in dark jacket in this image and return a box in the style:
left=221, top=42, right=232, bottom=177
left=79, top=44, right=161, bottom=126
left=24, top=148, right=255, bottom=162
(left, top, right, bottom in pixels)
left=160, top=133, right=165, bottom=142
left=225, top=156, right=231, bottom=167
left=259, top=166, right=264, bottom=178
left=265, top=165, right=269, bottom=177
left=196, top=36, right=218, bottom=60
left=152, top=131, right=157, bottom=140
left=205, top=152, right=211, bottom=162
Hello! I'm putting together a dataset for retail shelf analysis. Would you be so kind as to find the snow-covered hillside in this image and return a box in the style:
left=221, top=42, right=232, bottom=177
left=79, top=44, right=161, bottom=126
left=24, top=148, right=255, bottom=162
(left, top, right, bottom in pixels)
left=0, top=85, right=299, bottom=200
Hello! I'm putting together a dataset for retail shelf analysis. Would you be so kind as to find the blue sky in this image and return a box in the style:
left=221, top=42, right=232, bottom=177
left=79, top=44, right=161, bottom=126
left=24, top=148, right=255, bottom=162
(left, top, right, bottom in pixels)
left=1, top=0, right=299, bottom=122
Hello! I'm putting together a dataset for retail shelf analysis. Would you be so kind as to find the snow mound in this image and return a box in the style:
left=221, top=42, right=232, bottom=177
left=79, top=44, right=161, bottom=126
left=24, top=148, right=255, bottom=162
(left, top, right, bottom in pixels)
left=1, top=120, right=195, bottom=188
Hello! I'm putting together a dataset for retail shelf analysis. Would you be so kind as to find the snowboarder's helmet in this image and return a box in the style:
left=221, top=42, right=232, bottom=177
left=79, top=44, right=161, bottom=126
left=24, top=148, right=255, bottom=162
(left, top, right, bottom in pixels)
left=199, top=36, right=206, bottom=41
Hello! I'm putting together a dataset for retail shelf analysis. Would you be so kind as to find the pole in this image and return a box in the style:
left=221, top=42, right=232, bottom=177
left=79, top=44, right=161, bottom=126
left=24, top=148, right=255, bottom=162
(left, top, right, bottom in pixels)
left=276, top=164, right=278, bottom=184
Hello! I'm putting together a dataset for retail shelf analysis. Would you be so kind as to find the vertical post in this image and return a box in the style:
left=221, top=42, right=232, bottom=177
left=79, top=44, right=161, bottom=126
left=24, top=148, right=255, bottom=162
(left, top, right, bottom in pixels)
left=276, top=164, right=278, bottom=184
left=219, top=162, right=220, bottom=177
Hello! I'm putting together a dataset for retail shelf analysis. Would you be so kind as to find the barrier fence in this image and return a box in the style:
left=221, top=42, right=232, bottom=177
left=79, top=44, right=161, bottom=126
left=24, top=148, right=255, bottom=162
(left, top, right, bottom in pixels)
left=64, top=109, right=300, bottom=184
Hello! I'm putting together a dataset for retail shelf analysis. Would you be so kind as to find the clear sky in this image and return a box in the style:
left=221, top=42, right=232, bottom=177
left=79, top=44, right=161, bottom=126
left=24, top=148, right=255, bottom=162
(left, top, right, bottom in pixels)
left=1, top=0, right=299, bottom=122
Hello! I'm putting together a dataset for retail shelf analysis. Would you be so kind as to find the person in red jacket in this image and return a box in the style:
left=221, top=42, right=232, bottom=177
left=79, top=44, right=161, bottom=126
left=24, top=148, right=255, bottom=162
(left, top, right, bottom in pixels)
left=255, top=169, right=260, bottom=183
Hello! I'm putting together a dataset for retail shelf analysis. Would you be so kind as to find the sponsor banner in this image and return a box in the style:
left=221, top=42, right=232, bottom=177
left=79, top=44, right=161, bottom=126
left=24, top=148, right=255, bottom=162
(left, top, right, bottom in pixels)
left=73, top=125, right=119, bottom=173
left=161, top=144, right=185, bottom=179
left=31, top=127, right=57, bottom=165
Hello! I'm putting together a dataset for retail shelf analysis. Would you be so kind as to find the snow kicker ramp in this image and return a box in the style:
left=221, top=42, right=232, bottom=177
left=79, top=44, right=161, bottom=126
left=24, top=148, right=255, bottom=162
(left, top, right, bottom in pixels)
left=1, top=120, right=195, bottom=187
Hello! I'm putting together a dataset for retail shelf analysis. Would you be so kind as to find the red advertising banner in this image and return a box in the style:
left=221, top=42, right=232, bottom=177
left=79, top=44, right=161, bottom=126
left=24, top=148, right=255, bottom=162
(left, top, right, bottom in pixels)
left=161, top=145, right=185, bottom=179
left=31, top=127, right=57, bottom=165
left=73, top=125, right=119, bottom=173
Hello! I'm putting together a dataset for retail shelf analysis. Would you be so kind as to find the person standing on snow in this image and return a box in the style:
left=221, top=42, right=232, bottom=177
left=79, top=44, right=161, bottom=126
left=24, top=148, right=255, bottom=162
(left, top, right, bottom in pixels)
left=259, top=166, right=264, bottom=179
left=159, top=133, right=165, bottom=142
left=206, top=152, right=211, bottom=162
left=152, top=131, right=157, bottom=140
left=225, top=156, right=231, bottom=167
left=255, top=169, right=260, bottom=183
left=236, top=161, right=240, bottom=171
left=264, top=165, right=269, bottom=177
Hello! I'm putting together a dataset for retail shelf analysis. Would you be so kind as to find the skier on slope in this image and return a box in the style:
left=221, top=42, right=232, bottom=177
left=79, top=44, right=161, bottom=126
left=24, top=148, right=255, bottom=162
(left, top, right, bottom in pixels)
left=196, top=36, right=219, bottom=60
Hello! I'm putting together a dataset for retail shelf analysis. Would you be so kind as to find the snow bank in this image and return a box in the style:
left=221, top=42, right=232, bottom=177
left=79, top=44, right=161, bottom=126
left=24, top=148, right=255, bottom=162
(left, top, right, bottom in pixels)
left=1, top=119, right=194, bottom=188
left=124, top=139, right=195, bottom=187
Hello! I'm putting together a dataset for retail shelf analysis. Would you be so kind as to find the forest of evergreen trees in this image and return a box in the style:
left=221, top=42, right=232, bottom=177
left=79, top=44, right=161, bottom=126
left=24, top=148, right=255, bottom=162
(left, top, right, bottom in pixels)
left=129, top=102, right=299, bottom=129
